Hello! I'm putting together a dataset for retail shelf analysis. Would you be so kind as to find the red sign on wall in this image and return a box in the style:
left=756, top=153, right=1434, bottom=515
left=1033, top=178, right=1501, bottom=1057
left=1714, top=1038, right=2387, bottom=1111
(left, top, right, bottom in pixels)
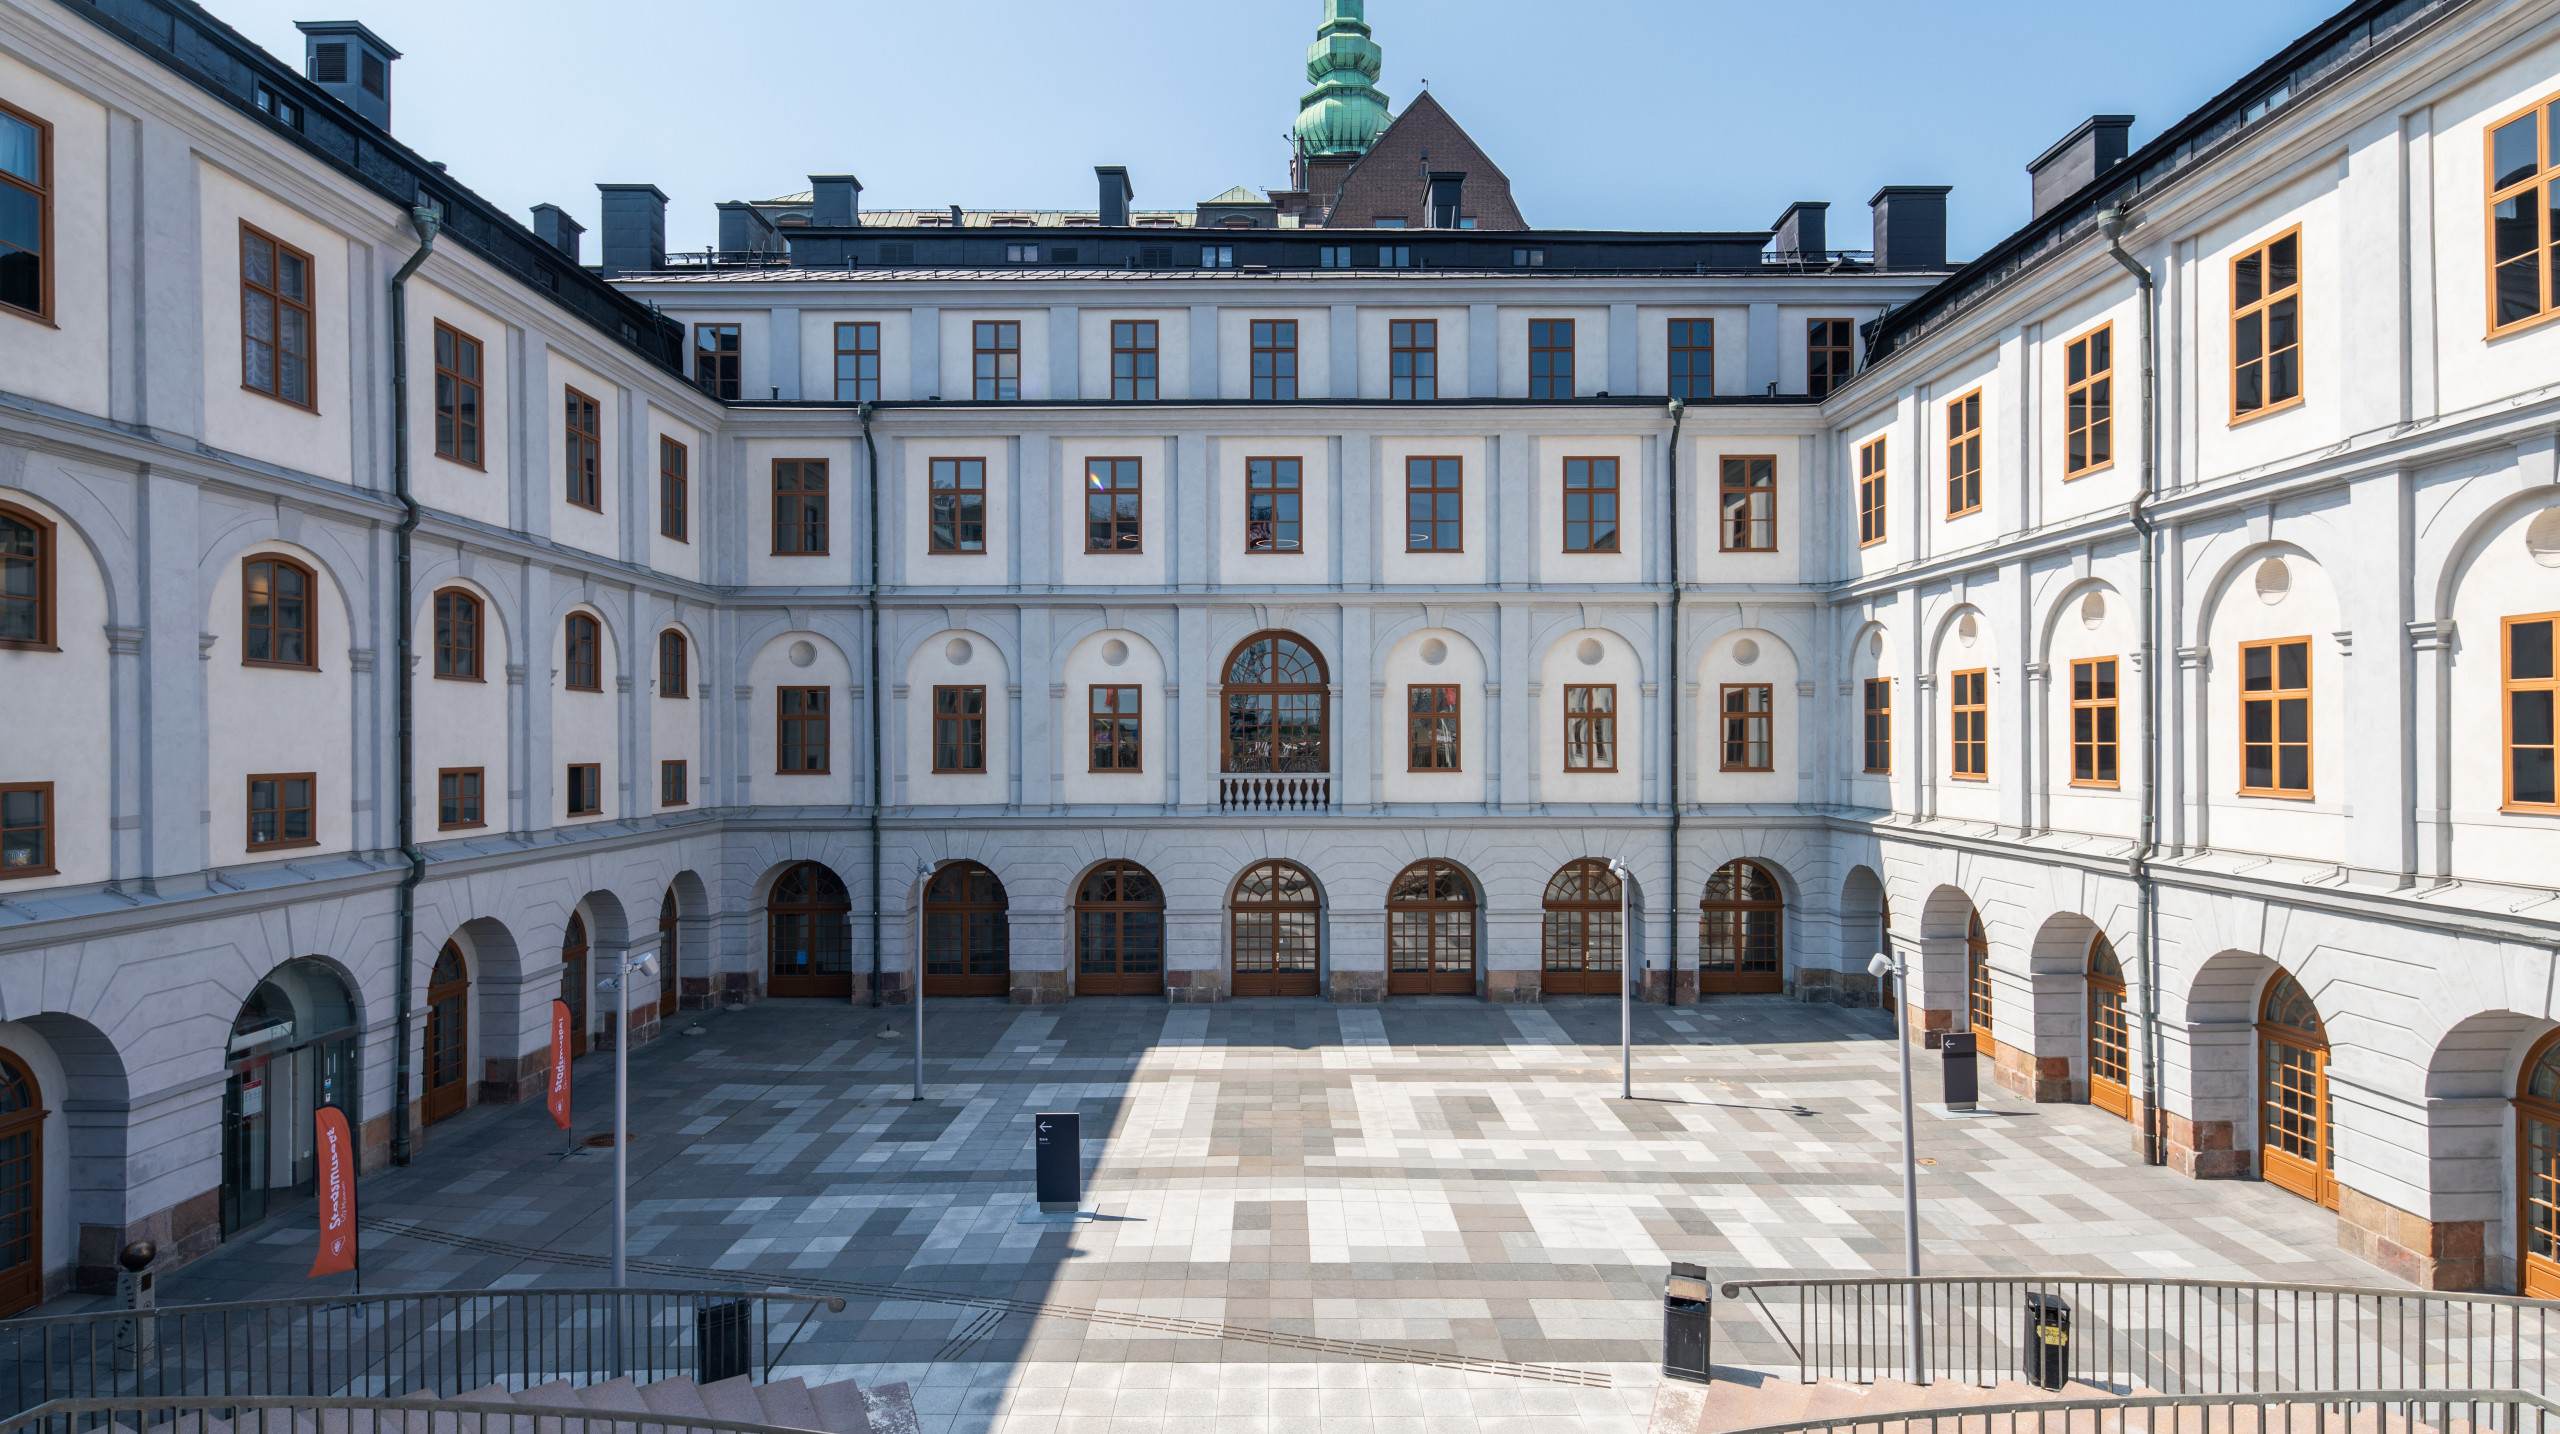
left=307, top=1104, right=356, bottom=1279
left=547, top=999, right=573, bottom=1131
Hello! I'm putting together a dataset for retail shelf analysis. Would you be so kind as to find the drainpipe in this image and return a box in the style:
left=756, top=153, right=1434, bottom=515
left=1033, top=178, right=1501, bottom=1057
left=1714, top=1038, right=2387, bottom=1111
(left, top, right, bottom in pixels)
left=388, top=201, right=442, bottom=1167
left=2097, top=205, right=2166, bottom=1168
left=1664, top=397, right=1687, bottom=1007
left=858, top=402, right=884, bottom=1007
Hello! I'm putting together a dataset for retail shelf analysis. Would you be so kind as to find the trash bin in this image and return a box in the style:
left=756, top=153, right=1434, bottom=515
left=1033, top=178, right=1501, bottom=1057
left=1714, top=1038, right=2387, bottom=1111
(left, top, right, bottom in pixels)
left=1662, top=1263, right=1712, bottom=1383
left=2024, top=1291, right=2070, bottom=1390
left=697, top=1298, right=752, bottom=1385
left=1941, top=1031, right=1979, bottom=1110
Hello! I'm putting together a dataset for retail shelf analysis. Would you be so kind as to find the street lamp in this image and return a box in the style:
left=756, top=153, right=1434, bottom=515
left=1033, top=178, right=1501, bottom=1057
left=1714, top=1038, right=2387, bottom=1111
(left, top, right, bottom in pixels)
left=1608, top=857, right=1632, bottom=1100
left=595, top=943, right=658, bottom=1379
left=1868, top=946, right=1924, bottom=1379
left=913, top=860, right=934, bottom=1102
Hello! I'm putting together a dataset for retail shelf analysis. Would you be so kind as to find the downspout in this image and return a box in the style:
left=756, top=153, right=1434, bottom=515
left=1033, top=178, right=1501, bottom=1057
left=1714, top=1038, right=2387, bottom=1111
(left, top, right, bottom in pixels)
left=1664, top=397, right=1687, bottom=1007
left=858, top=402, right=884, bottom=1007
left=388, top=201, right=442, bottom=1167
left=2097, top=205, right=2167, bottom=1167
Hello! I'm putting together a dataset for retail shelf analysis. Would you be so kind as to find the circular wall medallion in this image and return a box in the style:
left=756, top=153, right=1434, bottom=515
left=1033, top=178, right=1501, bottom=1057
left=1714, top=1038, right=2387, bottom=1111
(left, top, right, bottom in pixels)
left=1731, top=637, right=1760, bottom=667
left=787, top=640, right=817, bottom=668
left=1958, top=613, right=1979, bottom=646
left=1576, top=637, right=1606, bottom=666
left=2528, top=507, right=2560, bottom=569
left=1420, top=637, right=1448, bottom=666
left=2254, top=556, right=2292, bottom=605
left=1869, top=632, right=1885, bottom=661
left=944, top=637, right=974, bottom=665
left=1101, top=638, right=1130, bottom=667
left=2080, top=592, right=2107, bottom=629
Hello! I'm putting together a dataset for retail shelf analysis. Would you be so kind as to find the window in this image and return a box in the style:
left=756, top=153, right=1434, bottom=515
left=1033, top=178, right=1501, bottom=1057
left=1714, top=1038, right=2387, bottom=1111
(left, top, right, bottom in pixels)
left=1949, top=668, right=1989, bottom=780
left=1245, top=457, right=1302, bottom=553
left=1542, top=860, right=1622, bottom=992
left=833, top=321, right=880, bottom=402
left=2231, top=228, right=2303, bottom=420
left=1863, top=678, right=1892, bottom=774
left=432, top=588, right=482, bottom=680
left=1945, top=389, right=1983, bottom=516
left=1807, top=318, right=1853, bottom=397
left=1562, top=457, right=1620, bottom=554
left=1668, top=318, right=1714, bottom=400
left=657, top=629, right=687, bottom=697
left=659, top=759, right=688, bottom=808
left=1379, top=245, right=1414, bottom=268
left=239, top=223, right=315, bottom=408
left=1084, top=457, right=1143, bottom=553
left=777, top=686, right=830, bottom=774
left=1231, top=859, right=1321, bottom=997
left=2238, top=636, right=2313, bottom=797
left=0, top=782, right=52, bottom=877
left=563, top=613, right=601, bottom=692
left=2071, top=656, right=2120, bottom=788
left=565, top=763, right=602, bottom=817
left=1700, top=859, right=1783, bottom=994
left=1719, top=455, right=1777, bottom=553
left=432, top=322, right=483, bottom=467
left=1389, top=319, right=1437, bottom=400
left=928, top=457, right=987, bottom=554
left=1528, top=318, right=1574, bottom=399
left=692, top=323, right=740, bottom=401
left=1406, top=685, right=1460, bottom=771
left=972, top=320, right=1020, bottom=400
left=1513, top=247, right=1546, bottom=268
left=1375, top=217, right=1408, bottom=228
left=1719, top=683, right=1773, bottom=771
left=1110, top=320, right=1158, bottom=401
left=1076, top=860, right=1165, bottom=996
left=241, top=555, right=315, bottom=669
left=1318, top=245, right=1352, bottom=269
left=1250, top=319, right=1298, bottom=400
left=1857, top=437, right=1887, bottom=548
left=1563, top=685, right=1616, bottom=772
left=436, top=768, right=484, bottom=830
left=932, top=685, right=987, bottom=773
left=2488, top=92, right=2560, bottom=336
left=563, top=387, right=602, bottom=510
left=1088, top=685, right=1141, bottom=772
left=1201, top=244, right=1235, bottom=269
left=246, top=773, right=316, bottom=851
left=252, top=82, right=302, bottom=130
left=2065, top=323, right=2115, bottom=477
left=772, top=459, right=828, bottom=555
left=0, top=100, right=52, bottom=322
left=1404, top=456, right=1461, bottom=552
left=1386, top=860, right=1477, bottom=996
left=2509, top=614, right=2558, bottom=811
left=1005, top=242, right=1040, bottom=264
left=658, top=437, right=689, bottom=542
left=1222, top=633, right=1328, bottom=775
left=0, top=502, right=55, bottom=650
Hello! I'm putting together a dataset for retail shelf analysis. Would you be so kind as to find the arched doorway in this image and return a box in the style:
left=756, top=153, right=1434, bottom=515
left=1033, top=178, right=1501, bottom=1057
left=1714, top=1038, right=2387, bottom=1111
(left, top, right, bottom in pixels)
left=424, top=942, right=470, bottom=1126
left=1387, top=860, right=1477, bottom=996
left=924, top=861, right=1010, bottom=997
left=1966, top=914, right=1997, bottom=1057
left=2258, top=969, right=2335, bottom=1208
left=1075, top=861, right=1164, bottom=997
left=0, top=1051, right=45, bottom=1315
left=1231, top=859, right=1320, bottom=997
left=768, top=863, right=852, bottom=998
left=2518, top=1032, right=2560, bottom=1297
left=222, top=959, right=359, bottom=1235
left=657, top=889, right=681, bottom=1017
left=1221, top=632, right=1330, bottom=806
left=1699, top=860, right=1783, bottom=995
left=2086, top=936, right=2130, bottom=1120
left=560, top=914, right=591, bottom=1057
left=1541, top=860, right=1623, bottom=996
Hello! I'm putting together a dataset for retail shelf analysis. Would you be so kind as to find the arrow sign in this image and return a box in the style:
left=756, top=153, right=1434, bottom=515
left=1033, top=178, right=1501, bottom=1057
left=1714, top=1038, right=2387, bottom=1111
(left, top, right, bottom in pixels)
left=1033, top=1110, right=1079, bottom=1211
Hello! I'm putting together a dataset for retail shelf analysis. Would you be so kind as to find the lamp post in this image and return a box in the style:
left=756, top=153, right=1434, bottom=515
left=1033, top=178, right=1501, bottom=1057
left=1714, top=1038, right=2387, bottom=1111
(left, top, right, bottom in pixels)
left=914, top=861, right=933, bottom=1102
left=1608, top=857, right=1632, bottom=1100
left=1868, top=945, right=1923, bottom=1381
left=596, top=944, right=656, bottom=1378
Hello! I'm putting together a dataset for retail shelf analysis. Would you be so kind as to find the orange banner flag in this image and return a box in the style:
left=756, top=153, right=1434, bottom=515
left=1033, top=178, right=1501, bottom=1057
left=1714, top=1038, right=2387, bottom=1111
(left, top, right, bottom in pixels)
left=308, top=1104, right=357, bottom=1279
left=547, top=998, right=573, bottom=1131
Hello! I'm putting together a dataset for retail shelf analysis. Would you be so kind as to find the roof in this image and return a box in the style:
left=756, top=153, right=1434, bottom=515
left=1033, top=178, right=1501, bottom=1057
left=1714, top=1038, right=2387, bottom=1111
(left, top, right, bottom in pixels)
left=754, top=197, right=1212, bottom=228
left=1203, top=185, right=1272, bottom=206
left=619, top=264, right=1904, bottom=285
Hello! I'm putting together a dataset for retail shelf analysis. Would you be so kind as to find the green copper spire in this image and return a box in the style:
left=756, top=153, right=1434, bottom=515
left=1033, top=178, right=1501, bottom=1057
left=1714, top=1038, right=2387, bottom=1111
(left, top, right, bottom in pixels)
left=1294, top=0, right=1391, bottom=158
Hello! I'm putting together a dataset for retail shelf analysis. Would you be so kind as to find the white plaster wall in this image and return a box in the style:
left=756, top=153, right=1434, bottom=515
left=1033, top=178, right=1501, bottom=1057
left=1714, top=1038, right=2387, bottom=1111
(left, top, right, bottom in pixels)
left=744, top=438, right=856, bottom=587
left=1696, top=628, right=1801, bottom=804
left=1355, top=308, right=1470, bottom=399
left=414, top=577, right=509, bottom=838
left=0, top=488, right=109, bottom=890
left=1845, top=620, right=1899, bottom=812
left=2188, top=172, right=2343, bottom=476
left=2036, top=286, right=2145, bottom=527
left=1077, top=309, right=1191, bottom=400
left=1691, top=434, right=1811, bottom=584
left=746, top=631, right=853, bottom=807
left=1844, top=404, right=1905, bottom=579
left=1058, top=629, right=1167, bottom=806
left=406, top=280, right=511, bottom=530
left=1379, top=627, right=1485, bottom=806
left=545, top=350, right=618, bottom=559
left=1922, top=348, right=2000, bottom=550
left=902, top=437, right=1011, bottom=587
left=1211, top=438, right=1329, bottom=585
left=194, top=163, right=354, bottom=484
left=1214, top=307, right=1331, bottom=399
left=1374, top=436, right=1488, bottom=586
left=2203, top=549, right=2346, bottom=860
left=1777, top=305, right=1884, bottom=395
left=0, top=52, right=108, bottom=418
left=2430, top=35, right=2560, bottom=414
left=1493, top=306, right=1607, bottom=398
left=2042, top=582, right=2142, bottom=838
left=1536, top=628, right=1641, bottom=806
left=1530, top=436, right=1643, bottom=585
left=1928, top=605, right=2002, bottom=824
left=644, top=408, right=700, bottom=581
left=1635, top=307, right=1749, bottom=396
left=649, top=623, right=701, bottom=812
left=904, top=628, right=1009, bottom=807
left=205, top=541, right=355, bottom=866
left=2445, top=499, right=2560, bottom=888
left=937, top=310, right=1049, bottom=401
left=549, top=604, right=618, bottom=826
left=679, top=310, right=768, bottom=399
left=796, top=309, right=913, bottom=401
left=1056, top=438, right=1170, bottom=588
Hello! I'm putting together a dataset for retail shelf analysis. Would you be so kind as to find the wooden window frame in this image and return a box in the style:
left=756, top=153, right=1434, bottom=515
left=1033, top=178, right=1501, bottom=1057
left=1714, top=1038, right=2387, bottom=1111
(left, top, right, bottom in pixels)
left=832, top=320, right=880, bottom=403
left=2064, top=322, right=2116, bottom=478
left=1857, top=437, right=1888, bottom=549
left=1087, top=684, right=1142, bottom=773
left=1220, top=632, right=1330, bottom=775
left=1667, top=318, right=1714, bottom=401
left=240, top=554, right=318, bottom=671
left=659, top=758, right=688, bottom=808
left=565, top=763, right=602, bottom=818
left=2506, top=612, right=2560, bottom=814
left=1718, top=454, right=1778, bottom=554
left=1719, top=682, right=1774, bottom=773
left=1862, top=677, right=1893, bottom=775
left=2069, top=655, right=2122, bottom=789
left=1389, top=319, right=1438, bottom=401
left=931, top=684, right=988, bottom=774
left=691, top=323, right=741, bottom=401
left=771, top=459, right=829, bottom=557
left=431, top=321, right=484, bottom=469
left=1563, top=683, right=1617, bottom=773
left=2230, top=226, right=2306, bottom=423
left=2487, top=90, right=2560, bottom=339
left=657, top=628, right=687, bottom=698
left=238, top=221, right=316, bottom=410
left=0, top=99, right=53, bottom=325
left=435, top=766, right=485, bottom=831
left=1083, top=456, right=1144, bottom=555
left=1949, top=668, right=1990, bottom=781
left=928, top=456, right=988, bottom=555
left=1405, top=684, right=1461, bottom=772
left=1250, top=319, right=1298, bottom=401
left=1944, top=388, right=1983, bottom=517
left=658, top=436, right=689, bottom=542
left=1527, top=317, right=1575, bottom=399
left=1561, top=456, right=1620, bottom=555
left=777, top=685, right=831, bottom=775
left=1807, top=317, right=1853, bottom=398
left=245, top=772, right=318, bottom=852
left=431, top=587, right=483, bottom=681
left=0, top=781, right=56, bottom=879
left=972, top=320, right=1021, bottom=401
left=1244, top=456, right=1303, bottom=554
left=563, top=613, right=602, bottom=693
left=1404, top=455, right=1463, bottom=554
left=1109, top=320, right=1159, bottom=402
left=2237, top=635, right=2315, bottom=799
left=563, top=386, right=603, bottom=511
left=0, top=501, right=58, bottom=651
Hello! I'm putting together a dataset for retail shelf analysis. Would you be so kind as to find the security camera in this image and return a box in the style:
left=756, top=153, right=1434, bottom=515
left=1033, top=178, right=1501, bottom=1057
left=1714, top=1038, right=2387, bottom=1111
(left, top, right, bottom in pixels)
left=1867, top=951, right=1893, bottom=980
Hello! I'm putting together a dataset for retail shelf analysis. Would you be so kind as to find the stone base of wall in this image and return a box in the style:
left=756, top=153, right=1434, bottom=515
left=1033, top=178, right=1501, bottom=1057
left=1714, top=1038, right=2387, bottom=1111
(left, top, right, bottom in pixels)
left=1329, top=970, right=1386, bottom=1003
left=1639, top=969, right=1700, bottom=1004
left=1164, top=969, right=1221, bottom=1003
left=869, top=971, right=912, bottom=1005
left=1990, top=1045, right=2074, bottom=1102
left=1485, top=970, right=1540, bottom=1004
left=77, top=1188, right=219, bottom=1292
left=680, top=975, right=714, bottom=1009
left=721, top=971, right=757, bottom=1006
left=1905, top=1003, right=1953, bottom=1048
left=360, top=1111, right=394, bottom=1172
left=2165, top=1114, right=2249, bottom=1179
left=482, top=1048, right=547, bottom=1106
left=2336, top=1188, right=2486, bottom=1290
left=1011, top=970, right=1070, bottom=1004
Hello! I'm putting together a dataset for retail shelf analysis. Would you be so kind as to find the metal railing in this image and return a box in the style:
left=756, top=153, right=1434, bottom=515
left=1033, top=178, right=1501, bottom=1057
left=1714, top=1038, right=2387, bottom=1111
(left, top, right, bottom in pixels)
left=1722, top=1276, right=2560, bottom=1395
left=0, top=1394, right=827, bottom=1434
left=0, top=1288, right=845, bottom=1417
left=1719, top=1389, right=2560, bottom=1434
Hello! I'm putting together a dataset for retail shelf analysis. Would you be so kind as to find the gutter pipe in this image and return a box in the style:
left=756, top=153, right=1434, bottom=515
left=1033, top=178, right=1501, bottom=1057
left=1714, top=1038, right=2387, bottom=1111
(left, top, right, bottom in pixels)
left=388, top=200, right=441, bottom=1166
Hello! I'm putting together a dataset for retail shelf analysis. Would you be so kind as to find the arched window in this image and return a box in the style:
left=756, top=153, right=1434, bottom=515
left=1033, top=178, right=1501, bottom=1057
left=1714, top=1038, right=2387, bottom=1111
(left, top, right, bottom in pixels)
left=1231, top=859, right=1320, bottom=997
left=1222, top=632, right=1328, bottom=774
left=768, top=862, right=851, bottom=999
left=0, top=1050, right=44, bottom=1315
left=432, top=588, right=482, bottom=680
left=2258, top=969, right=2334, bottom=1208
left=564, top=613, right=601, bottom=692
left=1541, top=860, right=1623, bottom=996
left=658, top=629, right=687, bottom=697
left=1075, top=861, right=1164, bottom=997
left=1699, top=859, right=1783, bottom=995
left=2087, top=936, right=2130, bottom=1120
left=242, top=554, right=315, bottom=669
left=1387, top=860, right=1476, bottom=996
left=658, top=888, right=681, bottom=1015
left=2517, top=1032, right=2560, bottom=1297
left=424, top=942, right=469, bottom=1125
left=560, top=913, right=590, bottom=1058
left=1966, top=914, right=1996, bottom=1056
left=924, top=861, right=1010, bottom=997
left=0, top=502, right=55, bottom=650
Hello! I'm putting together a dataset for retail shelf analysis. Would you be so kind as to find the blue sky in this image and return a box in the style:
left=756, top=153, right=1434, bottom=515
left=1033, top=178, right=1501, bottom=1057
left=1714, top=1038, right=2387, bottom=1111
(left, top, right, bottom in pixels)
left=207, top=0, right=2335, bottom=260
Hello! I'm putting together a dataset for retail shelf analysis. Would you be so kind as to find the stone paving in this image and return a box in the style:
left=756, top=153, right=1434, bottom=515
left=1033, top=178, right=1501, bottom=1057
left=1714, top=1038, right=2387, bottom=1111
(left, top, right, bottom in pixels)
left=81, top=995, right=2397, bottom=1433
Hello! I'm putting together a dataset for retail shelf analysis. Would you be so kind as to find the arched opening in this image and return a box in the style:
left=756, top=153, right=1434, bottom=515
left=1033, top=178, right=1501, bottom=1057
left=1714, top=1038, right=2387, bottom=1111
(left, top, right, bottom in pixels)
left=1699, top=859, right=1783, bottom=995
left=2519, top=1031, right=2560, bottom=1297
left=0, top=1050, right=45, bottom=1315
left=424, top=942, right=470, bottom=1126
left=2258, top=969, right=2335, bottom=1208
left=559, top=913, right=591, bottom=1056
left=657, top=888, right=681, bottom=1017
left=1231, top=859, right=1321, bottom=997
left=1966, top=914, right=1997, bottom=1057
left=221, top=958, right=360, bottom=1235
left=1221, top=632, right=1330, bottom=808
left=1387, top=860, right=1477, bottom=996
left=768, top=863, right=852, bottom=999
left=1839, top=867, right=1890, bottom=1010
left=1541, top=860, right=1624, bottom=996
left=2087, top=936, right=2130, bottom=1120
left=924, top=861, right=1010, bottom=997
left=1075, top=861, right=1165, bottom=997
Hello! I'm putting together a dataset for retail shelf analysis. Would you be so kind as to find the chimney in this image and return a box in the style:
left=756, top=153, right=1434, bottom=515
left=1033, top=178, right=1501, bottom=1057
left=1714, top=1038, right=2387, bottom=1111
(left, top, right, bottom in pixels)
left=717, top=201, right=781, bottom=257
left=1427, top=171, right=1466, bottom=229
left=595, top=183, right=668, bottom=275
left=1770, top=201, right=1829, bottom=260
left=530, top=203, right=584, bottom=264
left=2026, top=115, right=2134, bottom=219
left=1869, top=186, right=1952, bottom=272
left=809, top=174, right=862, bottom=228
left=1096, top=166, right=1133, bottom=228
left=294, top=21, right=398, bottom=131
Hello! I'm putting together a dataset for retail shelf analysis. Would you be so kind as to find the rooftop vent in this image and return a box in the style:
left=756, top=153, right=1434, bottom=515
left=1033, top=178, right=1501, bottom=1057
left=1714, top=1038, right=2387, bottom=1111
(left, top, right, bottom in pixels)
left=595, top=183, right=667, bottom=275
left=530, top=203, right=584, bottom=263
left=1097, top=166, right=1133, bottom=228
left=2027, top=115, right=2135, bottom=219
left=809, top=174, right=862, bottom=228
left=295, top=20, right=398, bottom=131
left=1869, top=186, right=1952, bottom=272
left=1770, top=201, right=1828, bottom=260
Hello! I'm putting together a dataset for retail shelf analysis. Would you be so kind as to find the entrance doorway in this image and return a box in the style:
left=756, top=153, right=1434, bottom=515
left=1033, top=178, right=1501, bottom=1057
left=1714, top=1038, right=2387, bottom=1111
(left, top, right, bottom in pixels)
left=768, top=863, right=853, bottom=998
left=1231, top=859, right=1321, bottom=997
left=924, top=862, right=1011, bottom=997
left=0, top=1052, right=44, bottom=1315
left=1540, top=860, right=1623, bottom=996
left=1387, top=860, right=1476, bottom=996
left=222, top=959, right=359, bottom=1236
left=1075, top=861, right=1165, bottom=997
left=423, top=942, right=469, bottom=1125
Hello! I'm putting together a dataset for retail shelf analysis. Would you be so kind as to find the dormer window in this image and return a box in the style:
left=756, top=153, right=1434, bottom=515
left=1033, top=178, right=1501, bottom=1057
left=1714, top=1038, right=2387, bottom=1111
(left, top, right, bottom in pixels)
left=253, top=83, right=303, bottom=129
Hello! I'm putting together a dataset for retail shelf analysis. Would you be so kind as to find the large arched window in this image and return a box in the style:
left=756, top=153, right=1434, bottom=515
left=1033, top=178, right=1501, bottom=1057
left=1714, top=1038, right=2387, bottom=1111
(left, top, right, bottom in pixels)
left=0, top=502, right=55, bottom=651
left=924, top=861, right=1010, bottom=998
left=1231, top=859, right=1320, bottom=997
left=2087, top=936, right=2130, bottom=1120
left=1966, top=914, right=1996, bottom=1057
left=1387, top=860, right=1476, bottom=996
left=564, top=613, right=602, bottom=692
left=432, top=588, right=482, bottom=680
left=658, top=629, right=687, bottom=697
left=241, top=554, right=315, bottom=669
left=1075, top=861, right=1164, bottom=997
left=1541, top=860, right=1623, bottom=996
left=424, top=942, right=470, bottom=1125
left=2518, top=1032, right=2560, bottom=1297
left=2258, top=970, right=2334, bottom=1208
left=1222, top=632, right=1328, bottom=774
left=1699, top=859, right=1783, bottom=995
left=559, top=914, right=590, bottom=1058
left=0, top=1050, right=44, bottom=1315
left=768, top=863, right=851, bottom=999
left=658, top=889, right=681, bottom=1016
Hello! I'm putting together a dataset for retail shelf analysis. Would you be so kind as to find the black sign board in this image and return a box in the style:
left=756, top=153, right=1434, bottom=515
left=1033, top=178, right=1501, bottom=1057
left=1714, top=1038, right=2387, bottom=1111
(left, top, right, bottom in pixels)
left=1941, top=1031, right=1979, bottom=1110
left=1034, top=1110, right=1081, bottom=1211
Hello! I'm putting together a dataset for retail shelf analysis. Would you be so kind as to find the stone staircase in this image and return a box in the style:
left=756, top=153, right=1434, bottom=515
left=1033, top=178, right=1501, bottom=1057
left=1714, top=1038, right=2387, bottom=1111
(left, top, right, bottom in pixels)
left=64, top=1374, right=918, bottom=1434
left=1654, top=1375, right=2144, bottom=1433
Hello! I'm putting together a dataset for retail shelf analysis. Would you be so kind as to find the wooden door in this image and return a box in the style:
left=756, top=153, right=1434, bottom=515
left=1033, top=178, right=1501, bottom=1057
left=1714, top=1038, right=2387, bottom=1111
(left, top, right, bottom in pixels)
left=0, top=1053, right=43, bottom=1315
left=423, top=942, right=470, bottom=1126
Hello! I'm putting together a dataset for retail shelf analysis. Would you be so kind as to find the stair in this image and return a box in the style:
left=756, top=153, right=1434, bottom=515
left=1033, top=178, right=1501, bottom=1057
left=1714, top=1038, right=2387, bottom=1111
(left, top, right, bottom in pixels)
left=357, top=1370, right=912, bottom=1434
left=1683, top=1376, right=2148, bottom=1434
